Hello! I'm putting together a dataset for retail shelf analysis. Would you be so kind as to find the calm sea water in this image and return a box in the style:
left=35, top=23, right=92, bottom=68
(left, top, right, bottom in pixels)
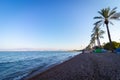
left=0, top=51, right=80, bottom=80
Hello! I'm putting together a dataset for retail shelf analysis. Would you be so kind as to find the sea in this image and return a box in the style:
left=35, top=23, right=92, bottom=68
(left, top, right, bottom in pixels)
left=0, top=51, right=80, bottom=80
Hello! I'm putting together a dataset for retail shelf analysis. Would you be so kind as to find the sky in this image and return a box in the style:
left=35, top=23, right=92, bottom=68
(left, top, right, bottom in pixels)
left=0, top=0, right=120, bottom=50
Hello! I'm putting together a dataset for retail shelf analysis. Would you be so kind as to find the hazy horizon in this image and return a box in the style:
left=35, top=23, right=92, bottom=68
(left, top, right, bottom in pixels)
left=0, top=0, right=120, bottom=50
left=0, top=48, right=75, bottom=51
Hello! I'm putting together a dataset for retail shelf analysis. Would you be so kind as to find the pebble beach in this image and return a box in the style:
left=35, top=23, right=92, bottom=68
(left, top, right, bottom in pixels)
left=24, top=52, right=120, bottom=80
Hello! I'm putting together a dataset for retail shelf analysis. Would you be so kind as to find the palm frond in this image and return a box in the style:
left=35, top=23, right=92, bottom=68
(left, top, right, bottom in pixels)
left=100, top=30, right=105, bottom=35
left=109, top=7, right=117, bottom=17
left=100, top=36, right=104, bottom=38
left=94, top=16, right=103, bottom=19
left=110, top=16, right=119, bottom=19
left=110, top=12, right=120, bottom=19
left=111, top=7, right=117, bottom=11
left=94, top=20, right=102, bottom=25
left=109, top=11, right=116, bottom=17
left=91, top=33, right=95, bottom=37
left=98, top=9, right=104, bottom=18
left=98, top=10, right=106, bottom=19
left=109, top=21, right=114, bottom=25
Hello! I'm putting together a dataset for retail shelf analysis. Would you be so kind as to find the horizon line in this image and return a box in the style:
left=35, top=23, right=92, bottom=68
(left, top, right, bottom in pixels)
left=0, top=48, right=80, bottom=51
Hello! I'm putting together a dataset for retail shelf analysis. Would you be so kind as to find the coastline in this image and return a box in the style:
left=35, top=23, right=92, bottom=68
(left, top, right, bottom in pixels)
left=22, top=52, right=80, bottom=80
left=23, top=52, right=120, bottom=80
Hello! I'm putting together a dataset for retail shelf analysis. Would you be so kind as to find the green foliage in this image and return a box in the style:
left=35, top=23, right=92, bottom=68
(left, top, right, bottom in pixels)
left=103, top=41, right=120, bottom=50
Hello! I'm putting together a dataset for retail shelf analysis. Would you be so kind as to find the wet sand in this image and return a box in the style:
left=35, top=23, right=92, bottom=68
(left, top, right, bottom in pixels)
left=24, top=53, right=120, bottom=80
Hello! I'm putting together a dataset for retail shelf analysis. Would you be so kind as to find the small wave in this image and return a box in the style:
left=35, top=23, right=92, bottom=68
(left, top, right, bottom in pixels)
left=0, top=51, right=80, bottom=80
left=1, top=63, right=47, bottom=80
left=21, top=63, right=48, bottom=80
left=0, top=57, right=44, bottom=64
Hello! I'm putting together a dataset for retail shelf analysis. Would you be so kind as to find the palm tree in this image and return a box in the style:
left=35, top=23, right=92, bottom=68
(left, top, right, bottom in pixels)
left=91, top=23, right=105, bottom=47
left=91, top=35, right=96, bottom=47
left=94, top=7, right=120, bottom=52
left=86, top=36, right=96, bottom=50
left=86, top=40, right=94, bottom=50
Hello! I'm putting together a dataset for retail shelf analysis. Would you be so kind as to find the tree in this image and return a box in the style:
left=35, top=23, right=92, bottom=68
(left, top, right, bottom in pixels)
left=91, top=36, right=96, bottom=47
left=94, top=7, right=120, bottom=52
left=91, top=23, right=105, bottom=47
left=103, top=41, right=120, bottom=50
left=86, top=38, right=96, bottom=50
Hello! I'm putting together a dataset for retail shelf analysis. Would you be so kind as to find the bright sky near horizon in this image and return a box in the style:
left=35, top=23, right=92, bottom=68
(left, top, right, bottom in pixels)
left=0, top=0, right=120, bottom=50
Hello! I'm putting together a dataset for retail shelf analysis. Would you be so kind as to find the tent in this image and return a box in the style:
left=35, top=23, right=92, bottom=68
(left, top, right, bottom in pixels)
left=115, top=48, right=120, bottom=54
left=94, top=48, right=102, bottom=53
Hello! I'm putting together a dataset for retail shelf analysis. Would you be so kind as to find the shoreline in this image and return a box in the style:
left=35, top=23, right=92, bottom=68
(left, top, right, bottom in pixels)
left=22, top=53, right=81, bottom=80
left=23, top=53, right=120, bottom=80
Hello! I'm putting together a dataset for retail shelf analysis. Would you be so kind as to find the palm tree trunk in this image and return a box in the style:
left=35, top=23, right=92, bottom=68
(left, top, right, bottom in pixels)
left=97, top=37, right=101, bottom=47
left=106, top=24, right=113, bottom=52
left=94, top=40, right=96, bottom=46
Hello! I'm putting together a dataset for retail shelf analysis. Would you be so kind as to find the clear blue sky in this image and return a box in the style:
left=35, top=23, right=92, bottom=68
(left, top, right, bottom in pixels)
left=0, top=0, right=120, bottom=50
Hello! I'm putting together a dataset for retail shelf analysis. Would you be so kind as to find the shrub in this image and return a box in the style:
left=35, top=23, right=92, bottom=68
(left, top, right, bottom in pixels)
left=103, top=41, right=120, bottom=50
